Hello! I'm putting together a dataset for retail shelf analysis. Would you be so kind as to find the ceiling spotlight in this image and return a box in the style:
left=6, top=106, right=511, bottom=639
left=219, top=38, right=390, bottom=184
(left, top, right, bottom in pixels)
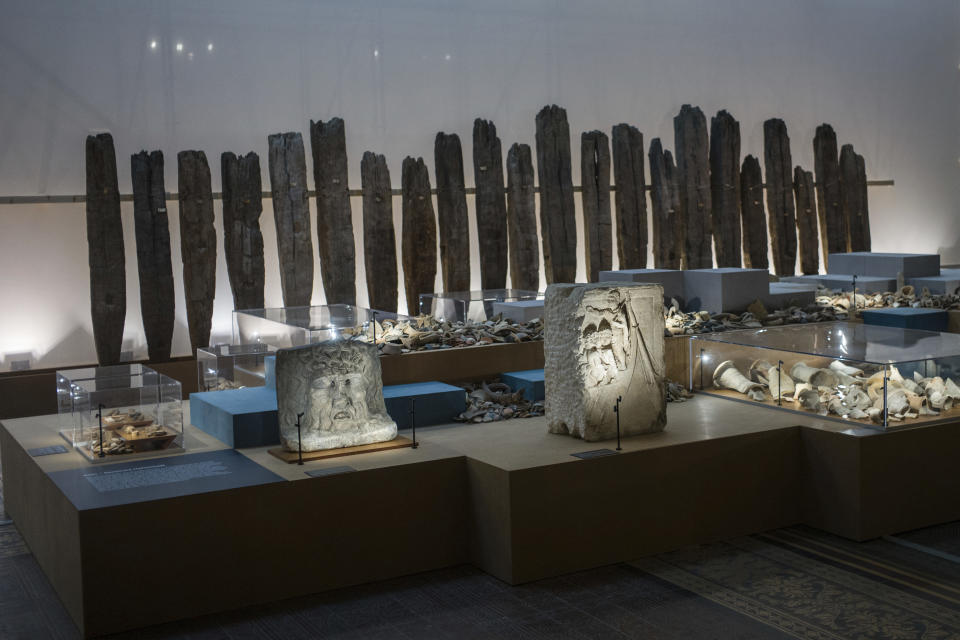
left=207, top=43, right=213, bottom=51
left=176, top=42, right=183, bottom=52
left=150, top=40, right=157, bottom=49
left=373, top=48, right=379, bottom=57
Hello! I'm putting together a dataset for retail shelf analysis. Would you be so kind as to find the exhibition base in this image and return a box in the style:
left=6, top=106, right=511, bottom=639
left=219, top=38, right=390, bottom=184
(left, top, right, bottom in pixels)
left=3, top=373, right=959, bottom=637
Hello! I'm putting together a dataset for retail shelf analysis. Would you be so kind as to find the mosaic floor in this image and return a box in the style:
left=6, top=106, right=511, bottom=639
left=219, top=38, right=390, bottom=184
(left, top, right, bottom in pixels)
left=1, top=448, right=958, bottom=639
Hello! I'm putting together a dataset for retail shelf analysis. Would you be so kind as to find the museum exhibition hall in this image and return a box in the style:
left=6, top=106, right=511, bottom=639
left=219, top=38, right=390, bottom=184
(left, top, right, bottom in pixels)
left=1, top=1, right=959, bottom=638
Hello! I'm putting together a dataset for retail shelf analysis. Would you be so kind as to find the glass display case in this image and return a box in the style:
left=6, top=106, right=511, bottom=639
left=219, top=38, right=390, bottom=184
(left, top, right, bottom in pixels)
left=197, top=343, right=276, bottom=391
left=233, top=305, right=410, bottom=349
left=689, top=322, right=960, bottom=430
left=419, top=289, right=542, bottom=322
left=56, top=364, right=152, bottom=430
left=57, top=367, right=184, bottom=461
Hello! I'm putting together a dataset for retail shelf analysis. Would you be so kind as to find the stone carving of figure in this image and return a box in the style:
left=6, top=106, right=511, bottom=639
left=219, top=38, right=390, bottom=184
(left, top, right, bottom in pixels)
left=276, top=340, right=397, bottom=451
left=545, top=282, right=666, bottom=441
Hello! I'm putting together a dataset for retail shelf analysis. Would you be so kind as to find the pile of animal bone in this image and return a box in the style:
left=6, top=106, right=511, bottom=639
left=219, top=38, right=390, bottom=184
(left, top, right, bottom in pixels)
left=366, top=315, right=544, bottom=354
left=664, top=300, right=843, bottom=336
left=712, top=358, right=960, bottom=424
left=204, top=377, right=245, bottom=391
left=666, top=379, right=693, bottom=402
left=90, top=435, right=135, bottom=456
left=454, top=380, right=544, bottom=423
left=664, top=285, right=960, bottom=337
left=816, top=285, right=960, bottom=313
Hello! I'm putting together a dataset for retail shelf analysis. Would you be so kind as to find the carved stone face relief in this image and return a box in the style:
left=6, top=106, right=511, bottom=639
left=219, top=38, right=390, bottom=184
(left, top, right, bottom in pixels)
left=544, top=283, right=666, bottom=442
left=276, top=340, right=397, bottom=451
left=579, top=296, right=631, bottom=388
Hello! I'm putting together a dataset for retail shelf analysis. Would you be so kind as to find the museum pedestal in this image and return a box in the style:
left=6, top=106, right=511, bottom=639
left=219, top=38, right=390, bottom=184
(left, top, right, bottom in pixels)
left=4, top=395, right=960, bottom=637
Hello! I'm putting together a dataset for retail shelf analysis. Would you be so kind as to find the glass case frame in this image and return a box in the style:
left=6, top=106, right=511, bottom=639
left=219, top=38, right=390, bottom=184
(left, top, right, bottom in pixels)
left=689, top=322, right=960, bottom=430
left=57, top=366, right=184, bottom=462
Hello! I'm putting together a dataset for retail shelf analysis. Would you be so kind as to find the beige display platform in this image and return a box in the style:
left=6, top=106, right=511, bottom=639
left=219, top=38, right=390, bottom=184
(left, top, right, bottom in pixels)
left=4, top=396, right=960, bottom=638
left=267, top=436, right=415, bottom=463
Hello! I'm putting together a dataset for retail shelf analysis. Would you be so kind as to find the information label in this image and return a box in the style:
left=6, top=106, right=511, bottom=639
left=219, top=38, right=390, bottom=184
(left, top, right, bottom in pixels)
left=305, top=465, right=356, bottom=478
left=28, top=445, right=69, bottom=457
left=571, top=449, right=618, bottom=460
left=84, top=460, right=231, bottom=493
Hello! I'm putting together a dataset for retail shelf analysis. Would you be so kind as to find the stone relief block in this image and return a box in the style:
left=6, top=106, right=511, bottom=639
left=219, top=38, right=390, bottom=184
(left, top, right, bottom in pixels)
left=276, top=341, right=397, bottom=451
left=545, top=283, right=666, bottom=441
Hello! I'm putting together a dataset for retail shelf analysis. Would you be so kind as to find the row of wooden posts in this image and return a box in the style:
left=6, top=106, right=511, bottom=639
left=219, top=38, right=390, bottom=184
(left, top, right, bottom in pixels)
left=85, top=104, right=870, bottom=365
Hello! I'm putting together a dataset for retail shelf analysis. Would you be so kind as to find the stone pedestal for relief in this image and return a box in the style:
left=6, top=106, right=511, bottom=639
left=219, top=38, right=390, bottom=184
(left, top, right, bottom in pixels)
left=276, top=341, right=397, bottom=452
left=544, top=283, right=666, bottom=442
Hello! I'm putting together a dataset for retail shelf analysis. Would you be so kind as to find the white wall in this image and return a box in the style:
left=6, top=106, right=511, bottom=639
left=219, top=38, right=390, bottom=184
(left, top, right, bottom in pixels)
left=0, top=0, right=957, bottom=371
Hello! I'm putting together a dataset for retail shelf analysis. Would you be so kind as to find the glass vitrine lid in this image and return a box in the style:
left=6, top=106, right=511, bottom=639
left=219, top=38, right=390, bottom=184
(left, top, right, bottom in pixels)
left=695, top=322, right=960, bottom=365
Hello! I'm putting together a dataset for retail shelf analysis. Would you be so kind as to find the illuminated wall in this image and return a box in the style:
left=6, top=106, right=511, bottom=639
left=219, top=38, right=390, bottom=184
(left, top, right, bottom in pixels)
left=0, top=0, right=957, bottom=371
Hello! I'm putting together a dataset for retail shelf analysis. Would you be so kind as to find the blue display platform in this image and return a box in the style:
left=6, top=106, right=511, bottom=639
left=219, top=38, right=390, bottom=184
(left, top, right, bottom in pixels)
left=492, top=300, right=544, bottom=322
left=190, top=387, right=279, bottom=448
left=598, top=268, right=685, bottom=301
left=762, top=282, right=817, bottom=309
left=383, top=382, right=466, bottom=429
left=682, top=268, right=768, bottom=313
left=909, top=274, right=960, bottom=295
left=828, top=252, right=940, bottom=279
left=501, top=369, right=545, bottom=402
left=860, top=308, right=948, bottom=331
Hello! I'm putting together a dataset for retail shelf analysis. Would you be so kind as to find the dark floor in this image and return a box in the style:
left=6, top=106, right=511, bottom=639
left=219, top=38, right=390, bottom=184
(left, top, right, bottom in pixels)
left=2, top=459, right=959, bottom=639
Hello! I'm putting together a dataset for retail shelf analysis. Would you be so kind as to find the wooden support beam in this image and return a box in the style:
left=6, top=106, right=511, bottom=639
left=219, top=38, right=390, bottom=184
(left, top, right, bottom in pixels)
left=401, top=157, right=438, bottom=315
left=131, top=150, right=174, bottom=361
left=86, top=133, right=126, bottom=365
left=535, top=105, right=577, bottom=283
left=841, top=144, right=871, bottom=252
left=739, top=155, right=769, bottom=270
left=177, top=150, right=216, bottom=352
left=473, top=119, right=509, bottom=290
left=360, top=152, right=398, bottom=313
left=434, top=133, right=471, bottom=292
left=793, top=166, right=819, bottom=275
left=267, top=132, right=314, bottom=307
left=581, top=130, right=613, bottom=282
left=763, top=119, right=797, bottom=276
left=611, top=123, right=647, bottom=269
left=648, top=138, right=682, bottom=270
left=814, top=124, right=846, bottom=266
left=709, top=110, right=742, bottom=267
left=311, top=118, right=356, bottom=305
left=505, top=143, right=540, bottom=291
left=673, top=105, right=712, bottom=269
left=221, top=151, right=265, bottom=311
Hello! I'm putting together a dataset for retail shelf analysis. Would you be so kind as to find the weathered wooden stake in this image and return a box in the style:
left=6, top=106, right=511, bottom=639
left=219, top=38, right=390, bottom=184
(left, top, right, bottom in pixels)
left=221, top=151, right=265, bottom=311
left=841, top=144, right=871, bottom=252
left=401, top=157, right=438, bottom=315
left=739, top=155, right=769, bottom=270
left=131, top=150, right=174, bottom=361
left=709, top=110, right=742, bottom=267
left=177, top=150, right=217, bottom=353
left=793, top=166, right=819, bottom=275
left=360, top=151, right=398, bottom=312
left=763, top=119, right=797, bottom=276
left=648, top=138, right=682, bottom=270
left=310, top=118, right=356, bottom=305
left=472, top=119, right=509, bottom=290
left=268, top=132, right=314, bottom=307
left=673, top=105, right=712, bottom=269
left=434, top=132, right=471, bottom=292
left=535, top=105, right=577, bottom=283
left=814, top=124, right=846, bottom=265
left=611, top=124, right=647, bottom=269
left=86, top=133, right=126, bottom=365
left=581, top=130, right=613, bottom=282
left=505, top=143, right=540, bottom=291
